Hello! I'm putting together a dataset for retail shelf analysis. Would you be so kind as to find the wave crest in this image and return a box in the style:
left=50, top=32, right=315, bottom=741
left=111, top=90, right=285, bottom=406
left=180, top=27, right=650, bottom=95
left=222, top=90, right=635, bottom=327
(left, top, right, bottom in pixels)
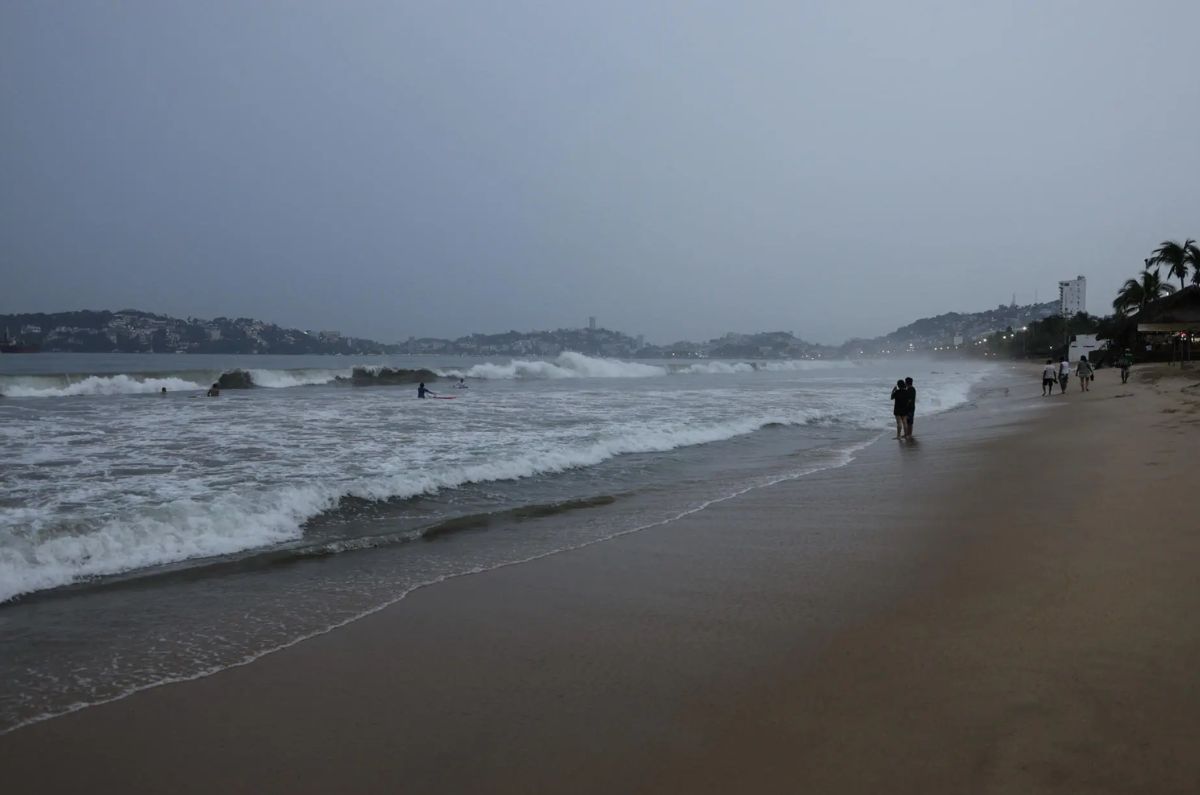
left=0, top=374, right=208, bottom=398
left=438, top=352, right=667, bottom=380
left=0, top=413, right=807, bottom=602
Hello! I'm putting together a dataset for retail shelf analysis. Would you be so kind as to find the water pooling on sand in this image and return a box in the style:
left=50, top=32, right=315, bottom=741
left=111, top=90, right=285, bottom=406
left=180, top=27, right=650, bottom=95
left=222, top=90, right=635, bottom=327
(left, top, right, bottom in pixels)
left=0, top=353, right=993, bottom=731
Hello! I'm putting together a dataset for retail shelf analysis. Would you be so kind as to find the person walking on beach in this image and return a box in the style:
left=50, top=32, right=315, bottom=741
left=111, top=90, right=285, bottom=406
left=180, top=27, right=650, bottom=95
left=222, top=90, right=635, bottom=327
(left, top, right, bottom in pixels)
left=1076, top=356, right=1094, bottom=392
left=1058, top=358, right=1071, bottom=394
left=1119, top=349, right=1133, bottom=384
left=890, top=379, right=908, bottom=438
left=903, top=376, right=916, bottom=438
left=1041, top=359, right=1057, bottom=396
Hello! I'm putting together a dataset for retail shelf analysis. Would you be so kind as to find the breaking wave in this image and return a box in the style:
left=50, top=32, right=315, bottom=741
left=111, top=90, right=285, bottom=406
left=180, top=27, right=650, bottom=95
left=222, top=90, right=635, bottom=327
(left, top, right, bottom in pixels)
left=0, top=412, right=825, bottom=603
left=436, top=352, right=852, bottom=380
left=0, top=354, right=859, bottom=397
left=437, top=352, right=667, bottom=380
left=0, top=368, right=343, bottom=397
left=0, top=374, right=210, bottom=398
left=245, top=368, right=346, bottom=388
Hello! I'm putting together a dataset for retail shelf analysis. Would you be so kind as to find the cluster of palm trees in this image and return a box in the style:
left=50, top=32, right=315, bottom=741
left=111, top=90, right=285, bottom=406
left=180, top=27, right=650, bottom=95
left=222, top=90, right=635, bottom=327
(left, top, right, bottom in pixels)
left=1112, top=238, right=1200, bottom=314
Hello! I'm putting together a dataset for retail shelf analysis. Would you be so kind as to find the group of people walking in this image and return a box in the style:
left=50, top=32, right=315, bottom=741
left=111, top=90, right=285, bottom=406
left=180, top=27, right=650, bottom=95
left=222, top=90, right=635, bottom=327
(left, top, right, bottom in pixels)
left=1041, top=350, right=1133, bottom=395
left=1041, top=357, right=1092, bottom=395
left=890, top=377, right=916, bottom=439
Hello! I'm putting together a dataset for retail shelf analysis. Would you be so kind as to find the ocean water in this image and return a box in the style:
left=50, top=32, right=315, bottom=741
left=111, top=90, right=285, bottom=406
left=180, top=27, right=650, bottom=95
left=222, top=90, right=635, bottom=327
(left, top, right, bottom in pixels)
left=0, top=352, right=992, bottom=732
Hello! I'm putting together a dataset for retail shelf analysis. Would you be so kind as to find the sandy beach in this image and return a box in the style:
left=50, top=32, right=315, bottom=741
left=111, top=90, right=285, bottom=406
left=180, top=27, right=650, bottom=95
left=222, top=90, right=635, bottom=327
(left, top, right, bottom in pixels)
left=3, top=364, right=1199, bottom=794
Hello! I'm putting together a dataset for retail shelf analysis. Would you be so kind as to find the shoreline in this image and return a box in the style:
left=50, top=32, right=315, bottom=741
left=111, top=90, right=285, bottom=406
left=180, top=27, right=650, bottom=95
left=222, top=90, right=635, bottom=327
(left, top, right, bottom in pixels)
left=4, top=364, right=1199, bottom=792
left=2, top=360, right=999, bottom=734
left=0, top=429, right=878, bottom=738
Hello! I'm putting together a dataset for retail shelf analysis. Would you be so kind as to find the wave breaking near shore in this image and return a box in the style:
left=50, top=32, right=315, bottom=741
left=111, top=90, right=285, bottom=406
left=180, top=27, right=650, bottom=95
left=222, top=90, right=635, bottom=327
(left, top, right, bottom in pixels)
left=0, top=353, right=854, bottom=397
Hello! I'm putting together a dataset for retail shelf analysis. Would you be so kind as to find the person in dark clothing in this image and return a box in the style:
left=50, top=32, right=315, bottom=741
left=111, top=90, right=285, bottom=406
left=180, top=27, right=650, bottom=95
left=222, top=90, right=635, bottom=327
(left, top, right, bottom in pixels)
left=417, top=382, right=436, bottom=399
left=903, top=377, right=916, bottom=438
left=890, top=379, right=907, bottom=439
left=1119, top=349, right=1133, bottom=384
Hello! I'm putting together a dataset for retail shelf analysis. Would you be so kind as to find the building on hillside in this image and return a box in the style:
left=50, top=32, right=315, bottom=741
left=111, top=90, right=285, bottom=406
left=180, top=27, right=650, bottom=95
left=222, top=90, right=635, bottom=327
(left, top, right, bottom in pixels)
left=1059, top=276, right=1086, bottom=316
left=588, top=316, right=596, bottom=331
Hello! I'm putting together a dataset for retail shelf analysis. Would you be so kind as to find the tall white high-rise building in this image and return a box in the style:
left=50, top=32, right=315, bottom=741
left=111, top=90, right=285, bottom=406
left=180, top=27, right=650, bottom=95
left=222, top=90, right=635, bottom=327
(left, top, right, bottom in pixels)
left=588, top=316, right=596, bottom=330
left=1059, top=276, right=1086, bottom=316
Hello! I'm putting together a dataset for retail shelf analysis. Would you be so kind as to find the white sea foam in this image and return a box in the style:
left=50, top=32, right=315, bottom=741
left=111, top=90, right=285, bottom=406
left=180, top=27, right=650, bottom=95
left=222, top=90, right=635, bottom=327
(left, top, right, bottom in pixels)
left=677, top=361, right=757, bottom=374
left=756, top=359, right=856, bottom=372
left=246, top=368, right=347, bottom=388
left=438, top=351, right=667, bottom=380
left=0, top=412, right=808, bottom=603
left=0, top=358, right=993, bottom=603
left=0, top=368, right=346, bottom=397
left=0, top=374, right=208, bottom=398
left=0, top=487, right=330, bottom=601
left=0, top=355, right=855, bottom=397
left=0, top=434, right=881, bottom=737
left=439, top=353, right=857, bottom=380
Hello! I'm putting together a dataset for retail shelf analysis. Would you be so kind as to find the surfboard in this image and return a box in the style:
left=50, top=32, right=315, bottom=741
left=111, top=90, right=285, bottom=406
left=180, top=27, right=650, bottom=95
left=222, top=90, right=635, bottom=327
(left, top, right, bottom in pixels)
left=431, top=396, right=457, bottom=400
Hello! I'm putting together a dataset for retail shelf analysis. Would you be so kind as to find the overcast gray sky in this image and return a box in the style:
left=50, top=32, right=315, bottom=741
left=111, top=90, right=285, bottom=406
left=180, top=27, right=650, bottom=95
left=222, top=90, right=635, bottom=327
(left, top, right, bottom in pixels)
left=2, top=1, right=1198, bottom=344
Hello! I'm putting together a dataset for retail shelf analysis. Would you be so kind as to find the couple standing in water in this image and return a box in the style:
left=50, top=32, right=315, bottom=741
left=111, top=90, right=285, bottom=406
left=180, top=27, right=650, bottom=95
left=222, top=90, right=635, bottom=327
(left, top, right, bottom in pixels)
left=890, top=377, right=917, bottom=439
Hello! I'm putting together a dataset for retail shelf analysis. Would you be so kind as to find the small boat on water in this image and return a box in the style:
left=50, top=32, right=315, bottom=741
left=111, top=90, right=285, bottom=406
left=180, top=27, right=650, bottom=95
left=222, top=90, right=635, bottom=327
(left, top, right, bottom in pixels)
left=0, top=328, right=40, bottom=353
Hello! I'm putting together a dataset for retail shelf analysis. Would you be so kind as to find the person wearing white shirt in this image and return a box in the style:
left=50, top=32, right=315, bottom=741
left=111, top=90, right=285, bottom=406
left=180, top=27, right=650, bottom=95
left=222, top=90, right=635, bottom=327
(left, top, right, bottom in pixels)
left=1057, top=358, right=1071, bottom=394
left=1041, top=360, right=1057, bottom=396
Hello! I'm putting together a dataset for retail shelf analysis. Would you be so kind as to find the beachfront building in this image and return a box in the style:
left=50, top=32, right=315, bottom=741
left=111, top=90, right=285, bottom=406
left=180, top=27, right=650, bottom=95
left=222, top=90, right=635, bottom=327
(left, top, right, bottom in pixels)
left=1136, top=286, right=1200, bottom=365
left=1059, top=276, right=1086, bottom=316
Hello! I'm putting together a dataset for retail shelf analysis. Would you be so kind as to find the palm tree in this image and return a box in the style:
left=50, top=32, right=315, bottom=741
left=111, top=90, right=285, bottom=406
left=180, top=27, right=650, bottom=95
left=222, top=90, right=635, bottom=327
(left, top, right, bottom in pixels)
left=1151, top=239, right=1198, bottom=289
left=1113, top=268, right=1175, bottom=315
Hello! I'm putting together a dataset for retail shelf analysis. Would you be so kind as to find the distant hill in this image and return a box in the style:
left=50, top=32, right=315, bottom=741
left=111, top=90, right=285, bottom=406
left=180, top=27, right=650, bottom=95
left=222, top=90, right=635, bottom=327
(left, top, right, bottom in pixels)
left=0, top=310, right=400, bottom=355
left=841, top=301, right=1061, bottom=355
left=3, top=301, right=1065, bottom=358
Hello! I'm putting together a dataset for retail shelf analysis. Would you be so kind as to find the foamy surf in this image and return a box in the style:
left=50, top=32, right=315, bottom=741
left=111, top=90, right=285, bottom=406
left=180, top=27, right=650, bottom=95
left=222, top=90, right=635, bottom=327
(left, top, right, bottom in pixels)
left=436, top=351, right=668, bottom=380
left=435, top=352, right=855, bottom=380
left=0, top=412, right=835, bottom=603
left=0, top=374, right=210, bottom=398
left=0, top=435, right=877, bottom=737
left=0, top=355, right=997, bottom=737
left=0, top=353, right=862, bottom=397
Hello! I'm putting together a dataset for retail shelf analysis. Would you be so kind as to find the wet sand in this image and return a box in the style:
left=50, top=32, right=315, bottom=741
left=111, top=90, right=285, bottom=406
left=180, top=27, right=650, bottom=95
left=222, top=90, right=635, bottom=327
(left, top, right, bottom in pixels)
left=3, top=365, right=1200, bottom=794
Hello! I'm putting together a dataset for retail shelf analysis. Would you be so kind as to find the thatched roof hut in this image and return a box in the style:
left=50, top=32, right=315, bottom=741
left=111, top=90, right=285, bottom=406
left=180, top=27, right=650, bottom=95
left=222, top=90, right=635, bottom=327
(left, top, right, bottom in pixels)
left=1136, top=286, right=1200, bottom=333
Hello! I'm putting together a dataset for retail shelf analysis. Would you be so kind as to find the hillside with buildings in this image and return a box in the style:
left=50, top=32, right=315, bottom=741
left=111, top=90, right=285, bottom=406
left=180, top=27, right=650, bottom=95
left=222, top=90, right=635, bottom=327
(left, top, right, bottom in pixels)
left=3, top=285, right=1084, bottom=358
left=842, top=299, right=1063, bottom=355
left=0, top=310, right=401, bottom=355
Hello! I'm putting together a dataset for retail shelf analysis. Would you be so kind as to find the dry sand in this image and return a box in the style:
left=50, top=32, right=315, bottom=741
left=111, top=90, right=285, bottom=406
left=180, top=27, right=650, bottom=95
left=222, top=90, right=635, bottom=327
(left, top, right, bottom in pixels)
left=3, top=364, right=1199, bottom=794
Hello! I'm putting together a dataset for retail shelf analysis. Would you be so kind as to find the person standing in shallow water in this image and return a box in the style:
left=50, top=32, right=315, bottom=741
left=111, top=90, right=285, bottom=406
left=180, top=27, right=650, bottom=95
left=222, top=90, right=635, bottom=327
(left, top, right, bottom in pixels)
left=417, top=382, right=436, bottom=398
left=903, top=376, right=916, bottom=439
left=890, top=379, right=907, bottom=439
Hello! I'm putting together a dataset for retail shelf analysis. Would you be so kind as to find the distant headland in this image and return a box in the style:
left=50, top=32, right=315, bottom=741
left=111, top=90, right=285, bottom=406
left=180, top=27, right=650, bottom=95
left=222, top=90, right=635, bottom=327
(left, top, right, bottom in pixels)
left=0, top=301, right=1062, bottom=359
